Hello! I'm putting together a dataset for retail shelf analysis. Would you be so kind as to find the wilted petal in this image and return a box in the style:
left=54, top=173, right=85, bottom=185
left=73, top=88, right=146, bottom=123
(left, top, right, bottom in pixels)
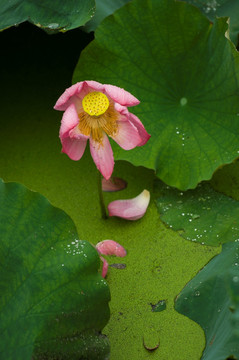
left=108, top=189, right=150, bottom=220
left=102, top=177, right=127, bottom=192
left=111, top=120, right=142, bottom=150
left=90, top=133, right=114, bottom=180
left=100, top=256, right=109, bottom=278
left=96, top=240, right=127, bottom=257
left=104, top=84, right=140, bottom=106
left=128, top=113, right=151, bottom=146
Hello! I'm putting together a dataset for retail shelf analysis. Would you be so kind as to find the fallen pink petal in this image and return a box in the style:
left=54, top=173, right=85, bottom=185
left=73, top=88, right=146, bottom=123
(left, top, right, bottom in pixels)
left=100, top=256, right=109, bottom=278
left=102, top=176, right=127, bottom=192
left=96, top=240, right=127, bottom=277
left=108, top=189, right=150, bottom=220
left=96, top=240, right=127, bottom=257
left=54, top=80, right=150, bottom=180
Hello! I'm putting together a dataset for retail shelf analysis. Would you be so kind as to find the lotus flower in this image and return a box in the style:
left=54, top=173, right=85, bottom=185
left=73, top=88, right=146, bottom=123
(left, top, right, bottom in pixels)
left=96, top=240, right=127, bottom=277
left=108, top=189, right=150, bottom=220
left=54, top=81, right=150, bottom=180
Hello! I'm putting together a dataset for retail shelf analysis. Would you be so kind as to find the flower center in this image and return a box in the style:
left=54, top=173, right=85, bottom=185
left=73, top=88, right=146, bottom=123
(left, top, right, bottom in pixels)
left=82, top=91, right=110, bottom=116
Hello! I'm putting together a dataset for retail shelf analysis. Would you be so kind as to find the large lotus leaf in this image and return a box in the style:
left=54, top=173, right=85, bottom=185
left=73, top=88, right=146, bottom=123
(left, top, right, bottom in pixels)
left=0, top=179, right=110, bottom=360
left=0, top=0, right=95, bottom=32
left=155, top=180, right=239, bottom=246
left=73, top=0, right=239, bottom=190
left=84, top=0, right=130, bottom=32
left=175, top=241, right=239, bottom=359
left=183, top=0, right=239, bottom=46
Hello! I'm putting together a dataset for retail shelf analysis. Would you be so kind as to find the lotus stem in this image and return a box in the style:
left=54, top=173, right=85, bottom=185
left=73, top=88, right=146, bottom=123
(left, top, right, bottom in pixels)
left=98, top=171, right=108, bottom=219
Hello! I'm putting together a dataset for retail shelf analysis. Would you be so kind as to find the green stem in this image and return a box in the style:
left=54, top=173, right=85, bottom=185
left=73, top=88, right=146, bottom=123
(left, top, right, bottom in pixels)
left=97, top=171, right=108, bottom=219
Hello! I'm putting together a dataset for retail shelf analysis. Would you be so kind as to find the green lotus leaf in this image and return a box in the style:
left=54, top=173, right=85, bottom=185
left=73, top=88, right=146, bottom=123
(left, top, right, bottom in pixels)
left=155, top=180, right=239, bottom=246
left=0, top=179, right=110, bottom=360
left=175, top=241, right=239, bottom=359
left=183, top=0, right=239, bottom=46
left=84, top=0, right=130, bottom=32
left=73, top=0, right=239, bottom=190
left=0, top=0, right=95, bottom=32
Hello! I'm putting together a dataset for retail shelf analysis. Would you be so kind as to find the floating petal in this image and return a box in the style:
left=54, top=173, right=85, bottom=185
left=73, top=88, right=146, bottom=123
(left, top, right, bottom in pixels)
left=108, top=189, right=150, bottom=220
left=102, top=177, right=127, bottom=192
left=96, top=240, right=127, bottom=257
left=100, top=256, right=109, bottom=278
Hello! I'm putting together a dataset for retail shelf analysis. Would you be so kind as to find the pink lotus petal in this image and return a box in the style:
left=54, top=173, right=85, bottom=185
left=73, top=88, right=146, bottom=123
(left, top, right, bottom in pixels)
left=54, top=83, right=84, bottom=111
left=114, top=103, right=128, bottom=116
left=108, top=189, right=150, bottom=220
left=90, top=133, right=114, bottom=180
left=83, top=80, right=105, bottom=92
left=68, top=126, right=90, bottom=141
left=61, top=136, right=88, bottom=161
left=96, top=240, right=127, bottom=257
left=102, top=177, right=127, bottom=192
left=104, top=84, right=140, bottom=106
left=59, top=103, right=80, bottom=139
left=128, top=113, right=151, bottom=146
left=110, top=120, right=142, bottom=150
left=100, top=256, right=109, bottom=278
left=54, top=81, right=105, bottom=111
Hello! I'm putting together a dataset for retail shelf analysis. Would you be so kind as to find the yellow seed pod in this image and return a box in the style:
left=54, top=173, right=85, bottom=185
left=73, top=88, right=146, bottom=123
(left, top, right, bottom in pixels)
left=82, top=91, right=110, bottom=116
